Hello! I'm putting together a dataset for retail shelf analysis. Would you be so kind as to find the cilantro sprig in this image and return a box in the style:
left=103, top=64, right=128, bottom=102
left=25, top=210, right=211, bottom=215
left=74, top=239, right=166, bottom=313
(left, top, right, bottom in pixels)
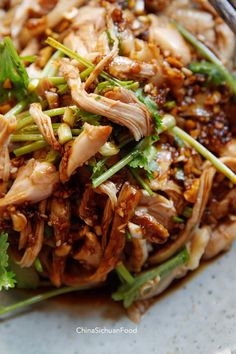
left=189, top=61, right=225, bottom=86
left=0, top=232, right=16, bottom=291
left=112, top=247, right=189, bottom=308
left=0, top=37, right=29, bottom=102
left=129, top=143, right=159, bottom=180
left=136, top=88, right=162, bottom=134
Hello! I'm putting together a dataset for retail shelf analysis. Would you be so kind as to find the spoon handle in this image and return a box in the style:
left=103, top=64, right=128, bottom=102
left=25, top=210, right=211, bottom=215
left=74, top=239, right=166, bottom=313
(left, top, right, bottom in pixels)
left=209, top=0, right=236, bottom=34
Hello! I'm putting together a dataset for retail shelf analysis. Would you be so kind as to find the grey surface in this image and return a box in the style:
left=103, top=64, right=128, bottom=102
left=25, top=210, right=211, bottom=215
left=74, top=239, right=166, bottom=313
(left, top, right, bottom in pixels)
left=1, top=244, right=236, bottom=354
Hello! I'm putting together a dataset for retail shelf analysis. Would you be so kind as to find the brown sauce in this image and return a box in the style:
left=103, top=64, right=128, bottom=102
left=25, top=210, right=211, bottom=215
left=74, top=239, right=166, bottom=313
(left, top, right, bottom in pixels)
left=53, top=253, right=224, bottom=318
left=17, top=252, right=224, bottom=321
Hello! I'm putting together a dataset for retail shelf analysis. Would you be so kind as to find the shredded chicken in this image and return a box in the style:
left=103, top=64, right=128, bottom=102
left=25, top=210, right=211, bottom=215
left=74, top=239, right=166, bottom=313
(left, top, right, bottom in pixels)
left=148, top=14, right=191, bottom=65
left=73, top=231, right=102, bottom=269
left=19, top=199, right=47, bottom=267
left=91, top=182, right=141, bottom=282
left=0, top=159, right=59, bottom=209
left=0, top=115, right=16, bottom=190
left=59, top=122, right=112, bottom=182
left=11, top=0, right=39, bottom=42
left=29, top=103, right=62, bottom=153
left=126, top=236, right=149, bottom=273
left=148, top=166, right=214, bottom=265
left=46, top=0, right=86, bottom=29
left=108, top=56, right=159, bottom=81
left=59, top=60, right=152, bottom=141
left=204, top=221, right=236, bottom=259
left=136, top=190, right=176, bottom=229
left=50, top=197, right=71, bottom=244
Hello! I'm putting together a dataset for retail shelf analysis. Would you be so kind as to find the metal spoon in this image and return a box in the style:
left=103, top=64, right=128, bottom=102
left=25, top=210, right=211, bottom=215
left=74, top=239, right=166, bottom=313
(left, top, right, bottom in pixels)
left=209, top=0, right=236, bottom=34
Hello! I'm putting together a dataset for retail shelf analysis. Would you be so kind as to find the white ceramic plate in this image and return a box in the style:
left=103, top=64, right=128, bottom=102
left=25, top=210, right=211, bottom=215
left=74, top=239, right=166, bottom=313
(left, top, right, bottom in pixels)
left=0, top=243, right=236, bottom=354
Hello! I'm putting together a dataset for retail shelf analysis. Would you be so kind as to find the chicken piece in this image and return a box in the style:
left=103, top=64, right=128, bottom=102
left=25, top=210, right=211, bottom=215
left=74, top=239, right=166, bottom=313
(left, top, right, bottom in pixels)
left=10, top=211, right=27, bottom=232
left=11, top=0, right=39, bottom=40
left=168, top=8, right=215, bottom=43
left=63, top=32, right=89, bottom=58
left=63, top=183, right=142, bottom=286
left=220, top=139, right=236, bottom=158
left=78, top=186, right=97, bottom=227
left=96, top=181, right=118, bottom=248
left=148, top=165, right=214, bottom=265
left=96, top=181, right=117, bottom=210
left=204, top=221, right=236, bottom=259
left=149, top=156, right=236, bottom=265
left=101, top=198, right=113, bottom=249
left=72, top=5, right=106, bottom=31
left=46, top=0, right=86, bottom=28
left=0, top=115, right=16, bottom=190
left=145, top=0, right=171, bottom=12
left=0, top=147, right=11, bottom=189
left=91, top=182, right=142, bottom=282
left=19, top=200, right=47, bottom=267
left=136, top=190, right=176, bottom=229
left=59, top=123, right=112, bottom=183
left=108, top=56, right=158, bottom=81
left=50, top=197, right=71, bottom=244
left=186, top=226, right=210, bottom=270
left=19, top=220, right=32, bottom=250
left=50, top=253, right=66, bottom=288
left=0, top=115, right=16, bottom=148
left=208, top=188, right=236, bottom=221
left=148, top=15, right=191, bottom=65
left=84, top=18, right=119, bottom=90
left=74, top=232, right=102, bottom=269
left=133, top=212, right=169, bottom=244
left=164, top=0, right=235, bottom=65
left=126, top=234, right=149, bottom=273
left=216, top=23, right=235, bottom=67
left=29, top=103, right=62, bottom=153
left=0, top=159, right=59, bottom=208
left=59, top=61, right=151, bottom=141
left=63, top=6, right=106, bottom=60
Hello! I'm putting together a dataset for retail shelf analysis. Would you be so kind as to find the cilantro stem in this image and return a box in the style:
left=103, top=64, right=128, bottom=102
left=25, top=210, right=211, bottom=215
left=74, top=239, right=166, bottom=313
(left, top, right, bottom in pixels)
left=129, top=168, right=154, bottom=196
left=0, top=285, right=93, bottom=317
left=11, top=134, right=43, bottom=142
left=42, top=50, right=64, bottom=77
left=80, top=67, right=94, bottom=81
left=28, top=50, right=64, bottom=92
left=92, top=114, right=176, bottom=188
left=20, top=124, right=80, bottom=136
left=45, top=37, right=137, bottom=88
left=16, top=106, right=77, bottom=130
left=115, top=262, right=134, bottom=285
left=58, top=123, right=72, bottom=144
left=175, top=22, right=236, bottom=95
left=47, top=77, right=66, bottom=85
left=112, top=247, right=189, bottom=308
left=5, top=99, right=28, bottom=118
left=13, top=141, right=48, bottom=157
left=92, top=140, right=146, bottom=188
left=172, top=126, right=236, bottom=184
left=20, top=55, right=37, bottom=63
left=34, top=258, right=43, bottom=273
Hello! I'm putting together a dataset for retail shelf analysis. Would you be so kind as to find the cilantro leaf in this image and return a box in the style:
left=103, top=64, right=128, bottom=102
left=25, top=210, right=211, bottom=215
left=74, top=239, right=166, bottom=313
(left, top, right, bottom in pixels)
left=129, top=142, right=159, bottom=180
left=136, top=88, right=162, bottom=133
left=0, top=37, right=29, bottom=103
left=189, top=61, right=225, bottom=86
left=91, top=158, right=108, bottom=180
left=0, top=232, right=16, bottom=291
